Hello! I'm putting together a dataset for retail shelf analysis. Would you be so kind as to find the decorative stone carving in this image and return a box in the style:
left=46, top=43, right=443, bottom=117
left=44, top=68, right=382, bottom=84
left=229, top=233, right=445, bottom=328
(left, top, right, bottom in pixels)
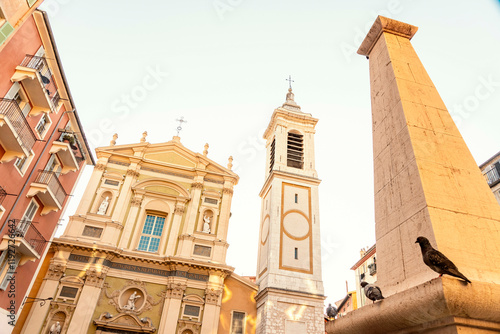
left=126, top=169, right=140, bottom=177
left=177, top=319, right=201, bottom=334
left=223, top=188, right=234, bottom=195
left=202, top=215, right=211, bottom=233
left=84, top=268, right=106, bottom=288
left=131, top=197, right=143, bottom=207
left=46, top=263, right=66, bottom=281
left=95, top=163, right=106, bottom=171
left=140, top=131, right=148, bottom=143
left=204, top=288, right=222, bottom=305
left=110, top=133, right=118, bottom=146
left=104, top=280, right=162, bottom=315
left=191, top=182, right=203, bottom=189
left=166, top=283, right=187, bottom=299
left=44, top=302, right=75, bottom=334
left=174, top=206, right=185, bottom=215
left=227, top=156, right=233, bottom=170
left=94, top=313, right=156, bottom=333
left=96, top=196, right=110, bottom=215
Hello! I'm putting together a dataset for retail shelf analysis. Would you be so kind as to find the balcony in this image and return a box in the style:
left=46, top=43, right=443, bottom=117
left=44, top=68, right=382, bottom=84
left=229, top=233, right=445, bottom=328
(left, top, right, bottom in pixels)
left=0, top=219, right=46, bottom=265
left=49, top=134, right=80, bottom=174
left=0, top=98, right=36, bottom=162
left=27, top=170, right=66, bottom=215
left=484, top=163, right=500, bottom=187
left=11, top=55, right=61, bottom=115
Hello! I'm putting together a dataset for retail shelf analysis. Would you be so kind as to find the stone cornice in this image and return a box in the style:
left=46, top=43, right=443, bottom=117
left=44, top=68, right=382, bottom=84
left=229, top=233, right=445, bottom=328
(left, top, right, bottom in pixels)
left=259, top=170, right=321, bottom=197
left=263, top=107, right=318, bottom=139
left=51, top=239, right=235, bottom=272
left=357, top=15, right=418, bottom=57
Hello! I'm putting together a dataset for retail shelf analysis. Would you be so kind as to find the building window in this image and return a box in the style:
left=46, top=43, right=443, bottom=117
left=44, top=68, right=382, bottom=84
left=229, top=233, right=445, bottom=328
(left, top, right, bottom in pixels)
left=294, top=193, right=298, bottom=203
left=14, top=150, right=34, bottom=175
left=0, top=251, right=21, bottom=290
left=294, top=247, right=298, bottom=260
left=287, top=132, right=303, bottom=169
left=230, top=311, right=246, bottom=334
left=13, top=88, right=31, bottom=117
left=137, top=214, right=165, bottom=252
left=36, top=114, right=51, bottom=138
left=269, top=138, right=276, bottom=173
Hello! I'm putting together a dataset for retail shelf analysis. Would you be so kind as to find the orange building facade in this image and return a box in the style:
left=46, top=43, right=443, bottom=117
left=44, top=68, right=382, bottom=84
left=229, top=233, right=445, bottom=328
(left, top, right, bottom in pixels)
left=0, top=1, right=93, bottom=332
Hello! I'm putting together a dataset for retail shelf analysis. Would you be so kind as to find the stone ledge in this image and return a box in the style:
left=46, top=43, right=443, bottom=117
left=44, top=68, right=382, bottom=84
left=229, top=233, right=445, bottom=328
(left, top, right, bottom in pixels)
left=357, top=15, right=418, bottom=56
left=326, top=277, right=500, bottom=333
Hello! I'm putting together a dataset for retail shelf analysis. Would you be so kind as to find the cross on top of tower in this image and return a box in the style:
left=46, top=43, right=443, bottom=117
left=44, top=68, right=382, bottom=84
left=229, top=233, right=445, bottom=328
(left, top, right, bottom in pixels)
left=286, top=75, right=294, bottom=90
left=175, top=117, right=187, bottom=136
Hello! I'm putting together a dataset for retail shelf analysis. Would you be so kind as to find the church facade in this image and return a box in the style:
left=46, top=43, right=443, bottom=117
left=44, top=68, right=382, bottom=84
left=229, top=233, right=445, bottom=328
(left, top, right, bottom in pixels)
left=17, top=134, right=257, bottom=334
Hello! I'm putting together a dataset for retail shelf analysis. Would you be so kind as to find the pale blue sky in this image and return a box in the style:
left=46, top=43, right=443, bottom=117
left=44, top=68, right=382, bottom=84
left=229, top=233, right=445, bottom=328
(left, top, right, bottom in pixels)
left=41, top=0, right=500, bottom=304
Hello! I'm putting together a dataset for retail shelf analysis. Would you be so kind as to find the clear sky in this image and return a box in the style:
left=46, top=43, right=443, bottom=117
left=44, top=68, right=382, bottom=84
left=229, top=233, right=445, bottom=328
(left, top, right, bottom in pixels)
left=41, top=0, right=500, bottom=305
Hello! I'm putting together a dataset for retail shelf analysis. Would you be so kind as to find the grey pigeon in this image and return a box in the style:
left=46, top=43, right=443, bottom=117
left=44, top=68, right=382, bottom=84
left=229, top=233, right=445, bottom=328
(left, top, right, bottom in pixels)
left=415, top=236, right=471, bottom=284
left=326, top=303, right=337, bottom=318
left=360, top=281, right=384, bottom=303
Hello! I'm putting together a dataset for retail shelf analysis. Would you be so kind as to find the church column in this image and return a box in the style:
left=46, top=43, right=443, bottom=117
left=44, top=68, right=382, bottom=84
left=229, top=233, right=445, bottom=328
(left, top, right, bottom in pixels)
left=157, top=281, right=187, bottom=333
left=20, top=259, right=66, bottom=334
left=215, top=179, right=234, bottom=241
left=164, top=202, right=186, bottom=256
left=110, top=161, right=140, bottom=223
left=183, top=174, right=205, bottom=234
left=200, top=286, right=223, bottom=334
left=73, top=154, right=109, bottom=215
left=66, top=267, right=107, bottom=334
left=118, top=190, right=145, bottom=249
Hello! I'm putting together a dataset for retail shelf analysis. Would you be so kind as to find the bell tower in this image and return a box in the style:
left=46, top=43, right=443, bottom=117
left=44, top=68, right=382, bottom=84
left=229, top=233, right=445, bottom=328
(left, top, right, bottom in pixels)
left=255, top=85, right=325, bottom=334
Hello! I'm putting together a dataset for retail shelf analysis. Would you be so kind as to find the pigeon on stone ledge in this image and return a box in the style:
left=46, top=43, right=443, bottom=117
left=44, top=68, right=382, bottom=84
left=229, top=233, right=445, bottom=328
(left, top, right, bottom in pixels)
left=326, top=303, right=338, bottom=319
left=360, top=281, right=384, bottom=303
left=415, top=236, right=471, bottom=284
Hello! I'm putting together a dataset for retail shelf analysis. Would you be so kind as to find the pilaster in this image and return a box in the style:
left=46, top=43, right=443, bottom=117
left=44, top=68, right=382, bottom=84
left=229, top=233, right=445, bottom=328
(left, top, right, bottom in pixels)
left=20, top=261, right=66, bottom=334
left=66, top=267, right=107, bottom=334
left=157, top=281, right=187, bottom=333
left=200, top=288, right=222, bottom=334
left=164, top=203, right=186, bottom=256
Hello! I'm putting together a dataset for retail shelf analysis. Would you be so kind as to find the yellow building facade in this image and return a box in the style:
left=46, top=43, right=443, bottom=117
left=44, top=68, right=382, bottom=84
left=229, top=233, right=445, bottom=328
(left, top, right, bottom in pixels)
left=18, top=135, right=257, bottom=334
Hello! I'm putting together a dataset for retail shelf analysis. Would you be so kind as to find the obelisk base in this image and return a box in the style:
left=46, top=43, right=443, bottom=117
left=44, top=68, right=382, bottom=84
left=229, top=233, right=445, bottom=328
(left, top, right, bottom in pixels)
left=326, top=277, right=500, bottom=334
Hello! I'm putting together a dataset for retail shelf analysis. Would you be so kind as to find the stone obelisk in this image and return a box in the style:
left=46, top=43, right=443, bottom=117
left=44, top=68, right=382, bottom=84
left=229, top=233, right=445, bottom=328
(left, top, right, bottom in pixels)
left=327, top=16, right=500, bottom=333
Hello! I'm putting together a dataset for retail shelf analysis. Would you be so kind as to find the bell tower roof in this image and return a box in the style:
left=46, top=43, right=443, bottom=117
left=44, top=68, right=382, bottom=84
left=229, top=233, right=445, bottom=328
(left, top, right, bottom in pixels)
left=281, top=88, right=301, bottom=111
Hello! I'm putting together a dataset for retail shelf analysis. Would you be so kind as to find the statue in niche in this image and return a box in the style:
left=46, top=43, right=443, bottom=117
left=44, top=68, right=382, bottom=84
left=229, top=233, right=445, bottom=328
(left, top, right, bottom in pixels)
left=97, top=196, right=110, bottom=215
left=122, top=291, right=141, bottom=310
left=203, top=215, right=211, bottom=233
left=49, top=322, right=61, bottom=334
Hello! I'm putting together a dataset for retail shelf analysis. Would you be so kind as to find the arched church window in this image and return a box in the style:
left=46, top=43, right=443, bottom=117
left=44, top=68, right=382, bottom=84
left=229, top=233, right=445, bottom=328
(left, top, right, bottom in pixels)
left=137, top=213, right=166, bottom=252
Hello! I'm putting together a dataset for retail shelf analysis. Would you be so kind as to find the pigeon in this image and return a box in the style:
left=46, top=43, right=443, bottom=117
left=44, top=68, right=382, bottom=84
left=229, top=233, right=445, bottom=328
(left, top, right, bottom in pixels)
left=415, top=236, right=471, bottom=284
left=360, top=281, right=384, bottom=303
left=326, top=303, right=338, bottom=319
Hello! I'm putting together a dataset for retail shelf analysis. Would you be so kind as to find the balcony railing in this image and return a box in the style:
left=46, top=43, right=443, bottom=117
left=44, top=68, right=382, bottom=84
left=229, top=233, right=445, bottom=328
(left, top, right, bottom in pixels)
left=9, top=219, right=46, bottom=255
left=0, top=98, right=36, bottom=152
left=485, top=163, right=500, bottom=187
left=34, top=170, right=66, bottom=206
left=0, top=186, right=6, bottom=206
left=18, top=55, right=60, bottom=112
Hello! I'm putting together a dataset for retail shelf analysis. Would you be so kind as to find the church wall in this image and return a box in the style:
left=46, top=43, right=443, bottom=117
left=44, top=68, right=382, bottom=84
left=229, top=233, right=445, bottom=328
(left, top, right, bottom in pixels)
left=218, top=274, right=257, bottom=334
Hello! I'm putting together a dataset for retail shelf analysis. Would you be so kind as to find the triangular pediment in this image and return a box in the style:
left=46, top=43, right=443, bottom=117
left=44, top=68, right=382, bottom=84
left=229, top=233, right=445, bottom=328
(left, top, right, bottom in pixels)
left=96, top=139, right=238, bottom=181
left=144, top=151, right=196, bottom=168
